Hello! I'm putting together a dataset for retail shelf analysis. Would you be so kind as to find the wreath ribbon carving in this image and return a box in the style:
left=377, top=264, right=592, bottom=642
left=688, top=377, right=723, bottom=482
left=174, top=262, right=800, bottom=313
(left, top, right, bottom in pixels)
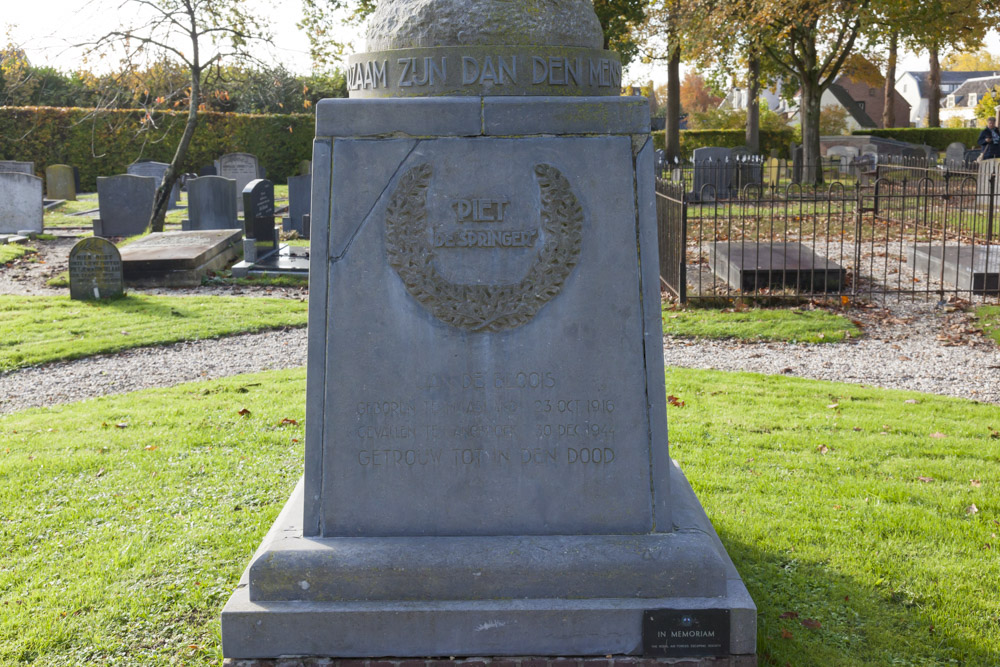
left=385, top=162, right=583, bottom=333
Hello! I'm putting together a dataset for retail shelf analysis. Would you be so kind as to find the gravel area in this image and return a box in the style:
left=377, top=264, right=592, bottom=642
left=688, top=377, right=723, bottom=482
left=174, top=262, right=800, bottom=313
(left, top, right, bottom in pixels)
left=664, top=297, right=1000, bottom=405
left=0, top=329, right=308, bottom=415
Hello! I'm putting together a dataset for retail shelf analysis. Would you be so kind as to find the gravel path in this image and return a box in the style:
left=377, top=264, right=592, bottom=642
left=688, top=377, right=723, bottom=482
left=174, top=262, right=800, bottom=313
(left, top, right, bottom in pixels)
left=664, top=298, right=1000, bottom=405
left=0, top=329, right=308, bottom=415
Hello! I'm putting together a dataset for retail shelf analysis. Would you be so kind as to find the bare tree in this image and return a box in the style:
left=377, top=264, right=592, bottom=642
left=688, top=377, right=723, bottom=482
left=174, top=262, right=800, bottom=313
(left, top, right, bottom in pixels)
left=82, top=0, right=270, bottom=232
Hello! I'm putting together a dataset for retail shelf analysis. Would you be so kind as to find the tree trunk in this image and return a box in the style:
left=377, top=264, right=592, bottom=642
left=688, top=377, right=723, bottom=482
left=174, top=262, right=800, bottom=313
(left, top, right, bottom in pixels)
left=882, top=30, right=898, bottom=128
left=927, top=43, right=941, bottom=128
left=746, top=50, right=760, bottom=153
left=800, top=75, right=823, bottom=185
left=150, top=72, right=200, bottom=232
left=664, top=43, right=681, bottom=162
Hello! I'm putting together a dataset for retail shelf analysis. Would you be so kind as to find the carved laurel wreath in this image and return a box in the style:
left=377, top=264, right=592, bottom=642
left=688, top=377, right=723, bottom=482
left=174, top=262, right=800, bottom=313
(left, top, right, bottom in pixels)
left=385, top=162, right=583, bottom=333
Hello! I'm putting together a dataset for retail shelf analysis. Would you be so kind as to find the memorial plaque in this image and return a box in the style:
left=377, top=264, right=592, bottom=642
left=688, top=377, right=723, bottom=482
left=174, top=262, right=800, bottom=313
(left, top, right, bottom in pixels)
left=242, top=178, right=277, bottom=257
left=218, top=153, right=259, bottom=212
left=0, top=172, right=44, bottom=234
left=46, top=164, right=76, bottom=201
left=68, top=237, right=123, bottom=300
left=643, top=610, right=730, bottom=657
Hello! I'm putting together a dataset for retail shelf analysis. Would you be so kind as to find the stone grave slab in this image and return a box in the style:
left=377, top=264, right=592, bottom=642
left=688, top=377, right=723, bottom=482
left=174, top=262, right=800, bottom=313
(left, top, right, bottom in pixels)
left=281, top=173, right=311, bottom=238
left=0, top=172, right=44, bottom=234
left=219, top=153, right=260, bottom=212
left=910, top=244, right=1000, bottom=294
left=0, top=160, right=34, bottom=175
left=68, top=237, right=123, bottom=300
left=709, top=242, right=846, bottom=292
left=183, top=176, right=238, bottom=230
left=45, top=164, right=76, bottom=201
left=127, top=160, right=180, bottom=209
left=94, top=174, right=156, bottom=237
left=119, top=229, right=242, bottom=286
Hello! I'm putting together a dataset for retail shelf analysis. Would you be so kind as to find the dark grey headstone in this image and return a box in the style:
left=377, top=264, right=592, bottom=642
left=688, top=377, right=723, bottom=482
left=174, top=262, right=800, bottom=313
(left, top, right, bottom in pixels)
left=94, top=174, right=156, bottom=237
left=0, top=160, right=34, bottom=175
left=282, top=174, right=312, bottom=238
left=185, top=176, right=238, bottom=230
left=69, top=236, right=123, bottom=300
left=127, top=161, right=180, bottom=209
left=827, top=146, right=859, bottom=175
left=242, top=178, right=277, bottom=257
left=692, top=146, right=733, bottom=200
left=199, top=164, right=217, bottom=177
left=219, top=153, right=260, bottom=212
left=0, top=172, right=44, bottom=234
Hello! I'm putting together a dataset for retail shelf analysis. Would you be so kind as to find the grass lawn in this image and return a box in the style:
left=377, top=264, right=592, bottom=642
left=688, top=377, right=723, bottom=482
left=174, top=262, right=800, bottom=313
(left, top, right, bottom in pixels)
left=0, top=294, right=308, bottom=372
left=976, top=305, right=1000, bottom=346
left=663, top=304, right=861, bottom=343
left=0, top=244, right=36, bottom=265
left=1, top=367, right=998, bottom=664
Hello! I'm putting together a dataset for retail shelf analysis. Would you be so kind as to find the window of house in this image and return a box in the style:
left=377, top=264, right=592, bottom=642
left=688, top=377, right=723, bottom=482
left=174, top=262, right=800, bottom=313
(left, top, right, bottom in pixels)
left=857, top=101, right=866, bottom=111
left=969, top=93, right=977, bottom=107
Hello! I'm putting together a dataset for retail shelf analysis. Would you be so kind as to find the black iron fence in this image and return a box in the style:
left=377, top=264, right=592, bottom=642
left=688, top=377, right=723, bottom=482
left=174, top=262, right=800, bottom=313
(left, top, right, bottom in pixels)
left=656, top=160, right=1000, bottom=302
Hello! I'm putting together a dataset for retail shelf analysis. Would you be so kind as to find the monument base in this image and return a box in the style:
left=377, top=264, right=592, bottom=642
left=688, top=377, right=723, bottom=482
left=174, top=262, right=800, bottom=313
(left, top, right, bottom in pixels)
left=220, top=461, right=755, bottom=661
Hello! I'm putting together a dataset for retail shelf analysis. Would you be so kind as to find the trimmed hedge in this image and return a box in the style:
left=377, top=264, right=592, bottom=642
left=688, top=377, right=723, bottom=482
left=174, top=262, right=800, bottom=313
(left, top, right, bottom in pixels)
left=0, top=106, right=314, bottom=190
left=652, top=128, right=799, bottom=159
left=851, top=127, right=982, bottom=150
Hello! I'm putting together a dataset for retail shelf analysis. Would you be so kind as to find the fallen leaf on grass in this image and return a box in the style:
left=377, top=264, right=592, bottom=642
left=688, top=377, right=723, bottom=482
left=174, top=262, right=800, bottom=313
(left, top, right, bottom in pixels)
left=817, top=444, right=830, bottom=454
left=667, top=395, right=685, bottom=408
left=780, top=628, right=794, bottom=639
left=929, top=432, right=946, bottom=438
left=144, top=445, right=158, bottom=451
left=904, top=399, right=918, bottom=404
left=95, top=468, right=105, bottom=477
left=238, top=408, right=251, bottom=417
left=827, top=403, right=839, bottom=409
left=967, top=504, right=979, bottom=515
left=990, top=428, right=999, bottom=439
left=971, top=479, right=982, bottom=488
left=115, top=423, right=128, bottom=429
left=779, top=611, right=799, bottom=619
left=280, top=418, right=299, bottom=425
left=801, top=618, right=822, bottom=629
left=917, top=476, right=934, bottom=483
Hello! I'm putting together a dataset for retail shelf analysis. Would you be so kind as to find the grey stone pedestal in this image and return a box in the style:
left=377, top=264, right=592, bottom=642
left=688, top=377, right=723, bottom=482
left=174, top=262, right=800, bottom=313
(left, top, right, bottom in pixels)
left=222, top=95, right=755, bottom=662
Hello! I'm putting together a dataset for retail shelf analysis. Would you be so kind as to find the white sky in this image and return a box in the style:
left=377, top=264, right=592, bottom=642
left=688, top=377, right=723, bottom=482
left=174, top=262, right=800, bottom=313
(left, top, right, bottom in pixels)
left=5, top=1, right=1000, bottom=84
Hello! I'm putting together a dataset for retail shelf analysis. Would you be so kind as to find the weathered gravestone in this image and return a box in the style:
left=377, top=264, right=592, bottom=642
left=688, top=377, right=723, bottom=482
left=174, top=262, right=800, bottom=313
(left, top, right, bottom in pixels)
left=945, top=142, right=966, bottom=167
left=221, top=0, right=756, bottom=662
left=692, top=146, right=733, bottom=200
left=94, top=174, right=156, bottom=237
left=127, top=161, right=180, bottom=209
left=182, top=176, right=238, bottom=231
left=45, top=164, right=76, bottom=201
left=218, top=153, right=260, bottom=212
left=242, top=178, right=277, bottom=260
left=68, top=236, right=123, bottom=300
left=281, top=173, right=311, bottom=238
left=0, top=172, right=44, bottom=234
left=0, top=160, right=34, bottom=175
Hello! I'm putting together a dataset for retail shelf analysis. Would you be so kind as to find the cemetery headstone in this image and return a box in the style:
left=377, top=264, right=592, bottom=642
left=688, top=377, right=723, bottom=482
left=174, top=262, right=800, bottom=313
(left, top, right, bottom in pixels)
left=242, top=178, right=277, bottom=258
left=0, top=160, right=34, bottom=175
left=0, top=172, right=44, bottom=234
left=765, top=157, right=781, bottom=187
left=221, top=0, right=756, bottom=661
left=183, top=176, right=239, bottom=231
left=127, top=161, right=180, bottom=209
left=68, top=236, right=123, bottom=300
left=281, top=173, right=311, bottom=238
left=692, top=146, right=733, bottom=200
left=199, top=164, right=217, bottom=177
left=965, top=148, right=982, bottom=167
left=827, top=145, right=859, bottom=175
left=791, top=144, right=803, bottom=184
left=94, top=174, right=156, bottom=237
left=945, top=142, right=966, bottom=167
left=218, top=152, right=260, bottom=212
left=46, top=164, right=76, bottom=201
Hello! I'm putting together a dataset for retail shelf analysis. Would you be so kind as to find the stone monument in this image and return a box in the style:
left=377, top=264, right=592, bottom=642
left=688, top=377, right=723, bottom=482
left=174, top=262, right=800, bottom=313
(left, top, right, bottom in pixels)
left=68, top=237, right=123, bottom=300
left=241, top=179, right=277, bottom=260
left=221, top=0, right=755, bottom=663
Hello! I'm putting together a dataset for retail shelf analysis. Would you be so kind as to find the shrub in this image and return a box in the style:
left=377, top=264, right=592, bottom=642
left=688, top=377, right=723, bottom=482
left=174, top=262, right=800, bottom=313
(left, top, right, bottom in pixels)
left=0, top=106, right=314, bottom=190
left=851, top=127, right=982, bottom=150
left=652, top=127, right=799, bottom=159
